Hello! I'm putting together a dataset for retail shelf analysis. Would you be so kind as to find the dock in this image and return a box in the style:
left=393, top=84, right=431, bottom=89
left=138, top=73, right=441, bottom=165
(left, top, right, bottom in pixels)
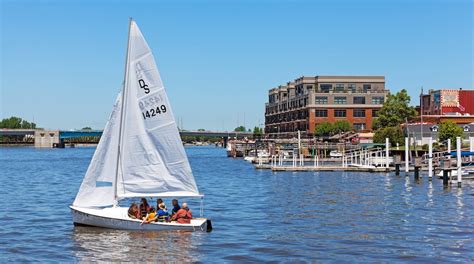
left=255, top=164, right=389, bottom=172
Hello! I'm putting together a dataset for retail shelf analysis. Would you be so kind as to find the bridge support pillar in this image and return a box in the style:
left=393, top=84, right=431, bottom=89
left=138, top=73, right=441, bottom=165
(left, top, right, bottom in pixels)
left=34, top=130, right=60, bottom=148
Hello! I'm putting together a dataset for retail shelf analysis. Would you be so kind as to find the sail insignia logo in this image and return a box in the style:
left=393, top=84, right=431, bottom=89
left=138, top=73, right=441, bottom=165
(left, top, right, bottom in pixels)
left=138, top=79, right=150, bottom=94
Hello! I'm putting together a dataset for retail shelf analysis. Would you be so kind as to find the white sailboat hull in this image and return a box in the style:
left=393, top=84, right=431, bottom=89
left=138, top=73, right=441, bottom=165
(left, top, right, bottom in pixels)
left=70, top=206, right=209, bottom=232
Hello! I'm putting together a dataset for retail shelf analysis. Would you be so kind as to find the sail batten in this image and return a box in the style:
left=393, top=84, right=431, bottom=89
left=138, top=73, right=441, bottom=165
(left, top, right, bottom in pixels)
left=73, top=20, right=199, bottom=208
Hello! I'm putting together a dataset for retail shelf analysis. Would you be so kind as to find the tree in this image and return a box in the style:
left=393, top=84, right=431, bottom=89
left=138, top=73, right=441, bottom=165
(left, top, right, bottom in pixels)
left=314, top=122, right=335, bottom=137
left=234, top=126, right=246, bottom=132
left=0, top=116, right=36, bottom=129
left=81, top=127, right=92, bottom=130
left=197, top=128, right=206, bottom=131
left=373, top=126, right=404, bottom=145
left=334, top=120, right=351, bottom=133
left=372, top=89, right=417, bottom=130
left=439, top=121, right=463, bottom=144
left=253, top=126, right=263, bottom=135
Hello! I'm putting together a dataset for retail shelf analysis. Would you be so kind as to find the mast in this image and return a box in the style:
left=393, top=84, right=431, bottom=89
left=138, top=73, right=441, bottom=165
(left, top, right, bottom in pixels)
left=113, top=17, right=133, bottom=205
left=420, top=86, right=423, bottom=147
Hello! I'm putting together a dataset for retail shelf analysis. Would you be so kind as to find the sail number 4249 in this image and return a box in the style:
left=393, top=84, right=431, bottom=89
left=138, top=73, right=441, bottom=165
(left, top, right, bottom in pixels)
left=142, top=105, right=167, bottom=120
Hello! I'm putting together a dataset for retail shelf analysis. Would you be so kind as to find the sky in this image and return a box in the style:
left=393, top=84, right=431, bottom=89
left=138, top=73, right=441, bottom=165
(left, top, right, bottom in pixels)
left=1, top=0, right=473, bottom=131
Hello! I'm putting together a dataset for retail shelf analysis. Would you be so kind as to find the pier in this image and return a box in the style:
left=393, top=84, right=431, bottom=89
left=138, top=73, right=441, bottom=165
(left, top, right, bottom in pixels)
left=227, top=135, right=474, bottom=187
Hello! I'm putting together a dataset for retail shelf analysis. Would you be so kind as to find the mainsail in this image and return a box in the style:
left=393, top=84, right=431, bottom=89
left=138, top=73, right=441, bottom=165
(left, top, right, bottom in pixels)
left=73, top=20, right=200, bottom=208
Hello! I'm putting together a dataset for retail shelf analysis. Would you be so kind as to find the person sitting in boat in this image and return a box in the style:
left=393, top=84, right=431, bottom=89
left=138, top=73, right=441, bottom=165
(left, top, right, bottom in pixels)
left=156, top=198, right=164, bottom=210
left=141, top=207, right=157, bottom=225
left=156, top=203, right=170, bottom=222
left=139, top=198, right=151, bottom=219
left=171, top=199, right=181, bottom=216
left=127, top=203, right=140, bottom=219
left=171, top=202, right=192, bottom=224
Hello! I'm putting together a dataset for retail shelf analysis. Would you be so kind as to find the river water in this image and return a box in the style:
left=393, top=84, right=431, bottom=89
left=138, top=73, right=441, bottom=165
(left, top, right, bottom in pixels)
left=0, top=146, right=473, bottom=262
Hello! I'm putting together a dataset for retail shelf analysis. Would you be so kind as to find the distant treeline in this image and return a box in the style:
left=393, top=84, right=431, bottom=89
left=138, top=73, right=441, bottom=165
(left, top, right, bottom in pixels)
left=0, top=116, right=37, bottom=129
left=0, top=117, right=36, bottom=143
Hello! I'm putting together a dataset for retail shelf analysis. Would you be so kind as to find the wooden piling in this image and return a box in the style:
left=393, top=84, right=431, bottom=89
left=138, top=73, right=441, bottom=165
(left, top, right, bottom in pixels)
left=414, top=157, right=422, bottom=181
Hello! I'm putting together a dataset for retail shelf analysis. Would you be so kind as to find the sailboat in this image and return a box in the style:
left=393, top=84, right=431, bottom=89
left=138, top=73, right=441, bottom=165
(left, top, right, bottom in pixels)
left=70, top=19, right=211, bottom=232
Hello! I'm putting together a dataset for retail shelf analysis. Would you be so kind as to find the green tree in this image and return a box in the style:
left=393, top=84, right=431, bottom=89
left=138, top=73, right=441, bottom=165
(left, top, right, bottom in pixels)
left=314, top=122, right=335, bottom=137
left=0, top=116, right=36, bottom=129
left=253, top=126, right=263, bottom=135
left=334, top=120, right=351, bottom=133
left=439, top=121, right=463, bottom=144
left=372, top=89, right=417, bottom=130
left=234, top=125, right=246, bottom=132
left=197, top=128, right=206, bottom=131
left=373, top=126, right=404, bottom=145
left=81, top=127, right=92, bottom=130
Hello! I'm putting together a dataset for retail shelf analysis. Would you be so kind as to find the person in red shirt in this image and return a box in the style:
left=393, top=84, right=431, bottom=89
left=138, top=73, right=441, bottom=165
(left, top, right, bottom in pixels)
left=171, top=202, right=192, bottom=224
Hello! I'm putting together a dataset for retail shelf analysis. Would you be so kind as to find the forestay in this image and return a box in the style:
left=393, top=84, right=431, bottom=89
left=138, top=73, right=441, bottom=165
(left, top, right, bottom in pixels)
left=73, top=21, right=200, bottom=208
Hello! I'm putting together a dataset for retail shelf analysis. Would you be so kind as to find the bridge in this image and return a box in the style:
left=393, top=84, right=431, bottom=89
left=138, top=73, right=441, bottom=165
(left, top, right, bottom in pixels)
left=0, top=129, right=253, bottom=147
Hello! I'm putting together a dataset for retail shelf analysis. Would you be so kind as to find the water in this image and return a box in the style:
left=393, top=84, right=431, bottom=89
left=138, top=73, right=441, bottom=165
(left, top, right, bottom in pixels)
left=1, top=146, right=473, bottom=262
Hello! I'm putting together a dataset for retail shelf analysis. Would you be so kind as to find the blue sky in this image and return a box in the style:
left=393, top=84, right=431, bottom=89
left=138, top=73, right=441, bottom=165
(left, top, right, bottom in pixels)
left=1, top=0, right=472, bottom=130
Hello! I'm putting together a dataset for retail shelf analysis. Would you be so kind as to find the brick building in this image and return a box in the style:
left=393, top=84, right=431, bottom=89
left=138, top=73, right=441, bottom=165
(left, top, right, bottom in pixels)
left=265, top=76, right=389, bottom=137
left=421, top=89, right=474, bottom=116
left=418, top=88, right=474, bottom=125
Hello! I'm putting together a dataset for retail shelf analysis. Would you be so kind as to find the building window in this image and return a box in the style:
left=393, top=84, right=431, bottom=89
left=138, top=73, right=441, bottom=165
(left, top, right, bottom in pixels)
left=353, top=123, right=366, bottom=131
left=353, top=109, right=366, bottom=117
left=320, top=84, right=332, bottom=93
left=334, top=96, right=347, bottom=104
left=307, top=85, right=313, bottom=90
left=348, top=84, right=356, bottom=92
left=372, top=109, right=379, bottom=117
left=315, top=96, right=328, bottom=104
left=363, top=84, right=371, bottom=92
left=335, top=109, right=346, bottom=117
left=335, top=84, right=345, bottom=92
left=353, top=96, right=366, bottom=104
left=372, top=96, right=384, bottom=104
left=315, top=110, right=328, bottom=117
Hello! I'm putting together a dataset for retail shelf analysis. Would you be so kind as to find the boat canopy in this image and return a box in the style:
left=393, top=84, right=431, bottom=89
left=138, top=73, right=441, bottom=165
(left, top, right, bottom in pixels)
left=446, top=151, right=474, bottom=157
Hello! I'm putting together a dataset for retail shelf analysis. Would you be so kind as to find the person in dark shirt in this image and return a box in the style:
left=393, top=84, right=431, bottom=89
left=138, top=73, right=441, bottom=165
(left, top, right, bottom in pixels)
left=171, top=199, right=181, bottom=216
left=156, top=198, right=163, bottom=211
left=139, top=198, right=151, bottom=219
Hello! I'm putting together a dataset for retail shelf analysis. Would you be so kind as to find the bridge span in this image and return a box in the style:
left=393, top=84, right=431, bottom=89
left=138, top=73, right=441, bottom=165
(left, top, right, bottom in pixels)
left=0, top=129, right=253, bottom=147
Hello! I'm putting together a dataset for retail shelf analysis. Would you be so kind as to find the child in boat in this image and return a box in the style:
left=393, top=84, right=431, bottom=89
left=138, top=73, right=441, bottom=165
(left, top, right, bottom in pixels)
left=139, top=198, right=151, bottom=219
left=171, top=199, right=181, bottom=216
left=156, top=198, right=164, bottom=211
left=127, top=203, right=140, bottom=219
left=171, top=202, right=192, bottom=224
left=156, top=203, right=170, bottom=222
left=141, top=207, right=157, bottom=225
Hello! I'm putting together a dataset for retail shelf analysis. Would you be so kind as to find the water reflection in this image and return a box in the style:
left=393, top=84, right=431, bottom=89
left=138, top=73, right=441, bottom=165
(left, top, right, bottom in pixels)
left=427, top=181, right=433, bottom=207
left=72, top=226, right=201, bottom=262
left=455, top=187, right=464, bottom=215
